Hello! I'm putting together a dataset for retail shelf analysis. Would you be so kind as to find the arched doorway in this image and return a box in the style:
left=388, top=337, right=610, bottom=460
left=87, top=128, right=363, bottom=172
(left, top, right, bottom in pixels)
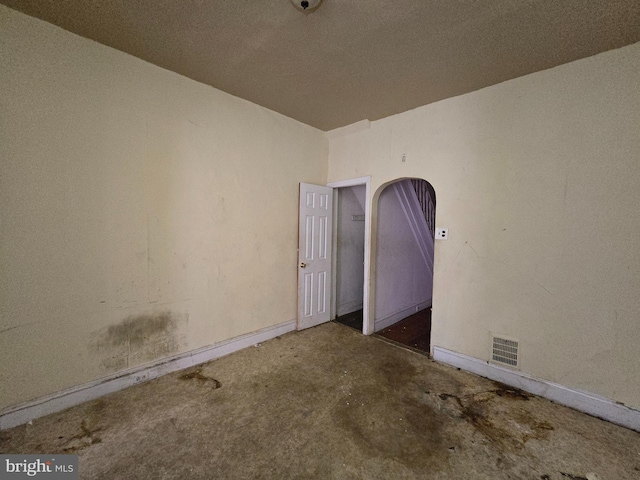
left=372, top=178, right=436, bottom=354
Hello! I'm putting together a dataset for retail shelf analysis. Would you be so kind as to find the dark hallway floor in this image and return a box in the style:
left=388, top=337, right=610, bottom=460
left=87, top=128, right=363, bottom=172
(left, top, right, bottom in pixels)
left=378, top=309, right=431, bottom=354
left=2, top=322, right=639, bottom=479
left=336, top=308, right=432, bottom=355
left=335, top=309, right=364, bottom=331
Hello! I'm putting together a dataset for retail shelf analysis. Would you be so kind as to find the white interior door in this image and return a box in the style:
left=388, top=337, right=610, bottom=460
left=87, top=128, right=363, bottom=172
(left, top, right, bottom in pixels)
left=297, top=183, right=333, bottom=330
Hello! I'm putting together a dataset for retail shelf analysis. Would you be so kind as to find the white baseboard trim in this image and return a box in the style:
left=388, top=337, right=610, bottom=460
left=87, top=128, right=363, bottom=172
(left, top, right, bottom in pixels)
left=433, top=346, right=640, bottom=433
left=374, top=300, right=431, bottom=332
left=0, top=319, right=296, bottom=431
left=337, top=300, right=364, bottom=317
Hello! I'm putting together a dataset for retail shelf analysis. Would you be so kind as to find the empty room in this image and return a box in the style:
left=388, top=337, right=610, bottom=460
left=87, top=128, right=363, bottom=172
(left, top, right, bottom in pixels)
left=1, top=1, right=639, bottom=478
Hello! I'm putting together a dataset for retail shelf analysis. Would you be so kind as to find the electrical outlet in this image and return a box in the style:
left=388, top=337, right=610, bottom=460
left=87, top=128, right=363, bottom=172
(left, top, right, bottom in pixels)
left=134, top=372, right=149, bottom=384
left=435, top=228, right=448, bottom=240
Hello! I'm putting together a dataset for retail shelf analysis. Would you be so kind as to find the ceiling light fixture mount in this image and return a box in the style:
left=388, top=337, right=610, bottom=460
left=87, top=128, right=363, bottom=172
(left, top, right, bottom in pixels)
left=290, top=0, right=323, bottom=13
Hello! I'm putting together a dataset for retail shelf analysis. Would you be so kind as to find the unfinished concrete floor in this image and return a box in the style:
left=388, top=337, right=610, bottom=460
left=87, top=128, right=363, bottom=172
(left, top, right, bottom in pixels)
left=1, top=322, right=639, bottom=479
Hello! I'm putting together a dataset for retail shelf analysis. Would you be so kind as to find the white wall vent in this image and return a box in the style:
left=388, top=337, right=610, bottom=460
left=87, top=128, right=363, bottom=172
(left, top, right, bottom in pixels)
left=491, top=335, right=519, bottom=368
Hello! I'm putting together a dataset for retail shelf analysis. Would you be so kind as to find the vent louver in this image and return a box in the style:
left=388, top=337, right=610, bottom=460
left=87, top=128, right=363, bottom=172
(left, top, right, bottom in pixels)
left=492, top=336, right=519, bottom=368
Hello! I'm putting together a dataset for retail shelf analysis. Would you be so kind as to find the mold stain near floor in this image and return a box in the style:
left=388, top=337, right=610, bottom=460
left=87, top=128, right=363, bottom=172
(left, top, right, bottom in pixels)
left=89, top=311, right=187, bottom=371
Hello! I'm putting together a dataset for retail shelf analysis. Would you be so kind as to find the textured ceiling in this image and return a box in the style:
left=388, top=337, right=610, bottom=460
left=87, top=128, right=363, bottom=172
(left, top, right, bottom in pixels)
left=2, top=0, right=640, bottom=130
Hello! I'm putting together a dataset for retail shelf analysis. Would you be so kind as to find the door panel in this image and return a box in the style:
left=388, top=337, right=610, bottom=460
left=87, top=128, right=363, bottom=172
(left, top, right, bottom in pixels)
left=298, top=183, right=333, bottom=330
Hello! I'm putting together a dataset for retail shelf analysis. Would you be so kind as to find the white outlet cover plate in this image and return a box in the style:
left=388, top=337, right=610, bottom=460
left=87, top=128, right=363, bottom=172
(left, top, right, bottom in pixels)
left=436, top=228, right=448, bottom=239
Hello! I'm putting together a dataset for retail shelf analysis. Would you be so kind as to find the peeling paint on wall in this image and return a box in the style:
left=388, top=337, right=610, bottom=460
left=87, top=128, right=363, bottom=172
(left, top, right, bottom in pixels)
left=89, top=311, right=187, bottom=372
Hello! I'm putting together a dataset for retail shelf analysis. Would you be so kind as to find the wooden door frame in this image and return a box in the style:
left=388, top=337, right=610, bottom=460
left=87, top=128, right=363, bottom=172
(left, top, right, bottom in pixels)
left=327, top=176, right=373, bottom=335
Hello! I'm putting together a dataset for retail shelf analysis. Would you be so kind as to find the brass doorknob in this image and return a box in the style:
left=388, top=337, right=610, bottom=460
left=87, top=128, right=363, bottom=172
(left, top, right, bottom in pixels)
left=300, top=263, right=307, bottom=268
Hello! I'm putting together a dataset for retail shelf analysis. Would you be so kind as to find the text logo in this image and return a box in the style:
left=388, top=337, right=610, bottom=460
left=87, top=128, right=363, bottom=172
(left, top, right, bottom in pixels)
left=1, top=455, right=78, bottom=479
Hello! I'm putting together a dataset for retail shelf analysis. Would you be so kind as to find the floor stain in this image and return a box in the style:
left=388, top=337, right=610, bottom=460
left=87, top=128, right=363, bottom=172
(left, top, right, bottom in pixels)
left=332, top=384, right=450, bottom=472
left=560, top=473, right=588, bottom=480
left=436, top=388, right=554, bottom=451
left=61, top=419, right=102, bottom=453
left=492, top=381, right=531, bottom=401
left=331, top=354, right=452, bottom=473
left=379, top=358, right=418, bottom=390
left=180, top=369, right=222, bottom=389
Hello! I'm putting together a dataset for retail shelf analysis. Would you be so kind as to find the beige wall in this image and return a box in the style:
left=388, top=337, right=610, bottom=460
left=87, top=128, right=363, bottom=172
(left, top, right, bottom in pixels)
left=328, top=43, right=640, bottom=409
left=0, top=6, right=327, bottom=410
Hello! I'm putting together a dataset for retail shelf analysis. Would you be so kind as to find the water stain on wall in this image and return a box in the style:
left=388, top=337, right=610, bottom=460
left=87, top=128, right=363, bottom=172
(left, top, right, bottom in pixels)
left=89, top=311, right=187, bottom=372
